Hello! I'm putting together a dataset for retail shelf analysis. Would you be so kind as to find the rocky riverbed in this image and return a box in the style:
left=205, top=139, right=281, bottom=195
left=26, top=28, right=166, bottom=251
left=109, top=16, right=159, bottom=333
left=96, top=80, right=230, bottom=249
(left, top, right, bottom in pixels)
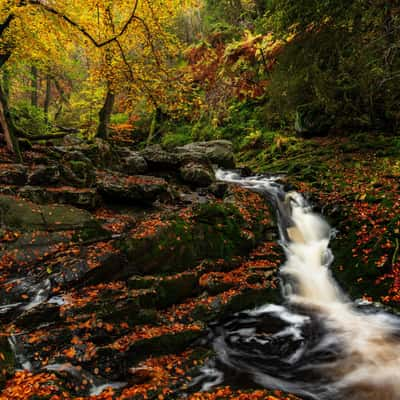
left=0, top=138, right=300, bottom=399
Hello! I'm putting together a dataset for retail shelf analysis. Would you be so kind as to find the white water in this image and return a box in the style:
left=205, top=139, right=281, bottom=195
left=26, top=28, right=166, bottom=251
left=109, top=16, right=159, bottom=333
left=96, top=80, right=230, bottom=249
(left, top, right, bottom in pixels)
left=211, top=170, right=400, bottom=400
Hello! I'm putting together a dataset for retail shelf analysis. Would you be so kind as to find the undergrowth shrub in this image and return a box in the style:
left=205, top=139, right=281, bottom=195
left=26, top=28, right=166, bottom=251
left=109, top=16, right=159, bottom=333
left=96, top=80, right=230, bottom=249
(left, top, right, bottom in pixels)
left=11, top=101, right=50, bottom=137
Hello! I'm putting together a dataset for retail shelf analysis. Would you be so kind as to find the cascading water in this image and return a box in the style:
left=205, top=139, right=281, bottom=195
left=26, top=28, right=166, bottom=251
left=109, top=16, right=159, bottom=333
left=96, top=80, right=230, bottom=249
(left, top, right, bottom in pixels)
left=192, top=170, right=400, bottom=400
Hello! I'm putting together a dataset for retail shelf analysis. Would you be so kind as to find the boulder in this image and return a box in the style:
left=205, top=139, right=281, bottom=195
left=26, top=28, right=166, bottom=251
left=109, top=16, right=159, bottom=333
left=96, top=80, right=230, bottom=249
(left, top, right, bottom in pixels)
left=140, top=144, right=180, bottom=170
left=180, top=161, right=215, bottom=187
left=114, top=147, right=148, bottom=175
left=97, top=171, right=170, bottom=205
left=0, top=164, right=28, bottom=186
left=176, top=140, right=235, bottom=168
left=28, top=164, right=60, bottom=186
left=61, top=151, right=96, bottom=188
left=81, top=138, right=116, bottom=168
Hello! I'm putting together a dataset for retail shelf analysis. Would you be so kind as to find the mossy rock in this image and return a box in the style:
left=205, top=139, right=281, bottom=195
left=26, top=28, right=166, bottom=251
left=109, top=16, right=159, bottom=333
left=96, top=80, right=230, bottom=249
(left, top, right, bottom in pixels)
left=117, top=202, right=261, bottom=277
left=140, top=144, right=180, bottom=170
left=126, top=327, right=204, bottom=363
left=84, top=290, right=158, bottom=322
left=0, top=195, right=102, bottom=232
left=176, top=140, right=235, bottom=168
left=128, top=272, right=199, bottom=308
left=157, top=272, right=199, bottom=308
left=180, top=161, right=215, bottom=187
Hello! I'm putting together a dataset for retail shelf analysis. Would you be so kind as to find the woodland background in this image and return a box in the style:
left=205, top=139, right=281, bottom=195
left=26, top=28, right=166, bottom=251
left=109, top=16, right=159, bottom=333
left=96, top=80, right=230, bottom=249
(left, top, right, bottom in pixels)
left=1, top=0, right=399, bottom=156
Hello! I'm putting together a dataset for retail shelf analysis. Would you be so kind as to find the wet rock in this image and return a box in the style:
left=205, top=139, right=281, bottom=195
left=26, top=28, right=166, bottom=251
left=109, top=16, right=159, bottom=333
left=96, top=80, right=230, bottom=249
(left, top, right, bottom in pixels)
left=28, top=164, right=60, bottom=186
left=43, top=362, right=112, bottom=398
left=15, top=302, right=61, bottom=328
left=0, top=164, right=27, bottom=185
left=180, top=161, right=215, bottom=187
left=50, top=258, right=91, bottom=287
left=140, top=144, right=180, bottom=170
left=1, top=232, right=76, bottom=271
left=176, top=140, right=235, bottom=168
left=192, top=286, right=280, bottom=323
left=128, top=366, right=157, bottom=384
left=97, top=171, right=170, bottom=205
left=114, top=147, right=148, bottom=175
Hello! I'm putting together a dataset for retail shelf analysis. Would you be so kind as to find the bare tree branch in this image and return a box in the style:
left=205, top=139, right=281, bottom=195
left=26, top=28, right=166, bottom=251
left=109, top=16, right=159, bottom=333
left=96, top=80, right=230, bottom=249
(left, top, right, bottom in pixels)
left=0, top=14, right=14, bottom=37
left=28, top=0, right=140, bottom=48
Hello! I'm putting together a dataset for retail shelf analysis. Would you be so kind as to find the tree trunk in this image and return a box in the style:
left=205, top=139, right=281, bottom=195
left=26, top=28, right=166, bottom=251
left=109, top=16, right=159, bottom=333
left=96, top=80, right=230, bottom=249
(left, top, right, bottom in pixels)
left=31, top=66, right=38, bottom=107
left=97, top=88, right=115, bottom=140
left=2, top=66, right=10, bottom=101
left=44, top=75, right=51, bottom=123
left=146, top=107, right=164, bottom=146
left=254, top=0, right=266, bottom=16
left=0, top=85, right=22, bottom=161
left=0, top=49, right=21, bottom=158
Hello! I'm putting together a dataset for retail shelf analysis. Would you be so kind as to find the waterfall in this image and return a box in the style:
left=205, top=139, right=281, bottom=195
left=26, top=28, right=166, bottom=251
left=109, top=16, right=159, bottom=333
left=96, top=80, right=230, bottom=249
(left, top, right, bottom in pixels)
left=193, top=170, right=400, bottom=400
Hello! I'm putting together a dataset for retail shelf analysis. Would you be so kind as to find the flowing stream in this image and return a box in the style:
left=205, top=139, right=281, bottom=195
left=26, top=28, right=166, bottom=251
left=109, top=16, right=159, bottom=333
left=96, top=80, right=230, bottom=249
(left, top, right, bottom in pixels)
left=192, top=170, right=400, bottom=400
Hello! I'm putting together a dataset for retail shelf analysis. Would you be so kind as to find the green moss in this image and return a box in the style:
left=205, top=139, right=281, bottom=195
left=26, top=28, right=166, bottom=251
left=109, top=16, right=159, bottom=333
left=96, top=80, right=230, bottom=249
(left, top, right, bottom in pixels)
left=117, top=201, right=263, bottom=276
left=71, top=225, right=109, bottom=242
left=125, top=328, right=205, bottom=364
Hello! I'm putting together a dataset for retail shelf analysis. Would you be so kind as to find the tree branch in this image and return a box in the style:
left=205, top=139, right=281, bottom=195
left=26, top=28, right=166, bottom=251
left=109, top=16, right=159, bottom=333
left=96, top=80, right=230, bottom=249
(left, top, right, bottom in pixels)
left=132, top=15, right=161, bottom=67
left=0, top=14, right=14, bottom=37
left=28, top=0, right=139, bottom=48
